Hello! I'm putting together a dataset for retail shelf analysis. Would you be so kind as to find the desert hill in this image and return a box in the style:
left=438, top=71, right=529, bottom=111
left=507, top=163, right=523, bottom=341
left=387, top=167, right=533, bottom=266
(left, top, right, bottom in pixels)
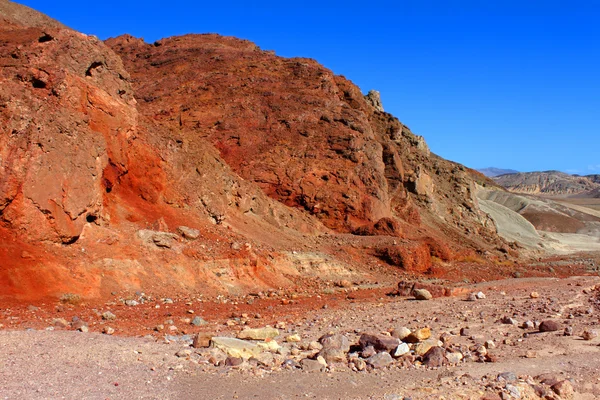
left=0, top=0, right=568, bottom=302
left=494, top=171, right=600, bottom=198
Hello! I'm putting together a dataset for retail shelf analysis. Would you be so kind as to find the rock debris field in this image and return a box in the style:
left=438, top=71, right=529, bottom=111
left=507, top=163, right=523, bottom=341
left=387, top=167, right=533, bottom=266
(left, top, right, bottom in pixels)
left=2, top=276, right=600, bottom=399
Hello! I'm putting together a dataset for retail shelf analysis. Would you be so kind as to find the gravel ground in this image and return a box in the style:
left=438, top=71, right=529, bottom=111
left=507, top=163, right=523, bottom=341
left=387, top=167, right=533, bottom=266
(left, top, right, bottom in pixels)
left=2, top=276, right=600, bottom=399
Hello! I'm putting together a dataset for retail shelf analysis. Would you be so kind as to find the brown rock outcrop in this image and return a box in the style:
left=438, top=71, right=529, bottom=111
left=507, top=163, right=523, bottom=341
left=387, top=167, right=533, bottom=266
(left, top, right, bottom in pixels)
left=0, top=3, right=511, bottom=301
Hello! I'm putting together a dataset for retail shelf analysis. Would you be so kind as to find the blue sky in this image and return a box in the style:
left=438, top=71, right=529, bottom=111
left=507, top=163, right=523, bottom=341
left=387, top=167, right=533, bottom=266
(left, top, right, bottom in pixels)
left=19, top=0, right=600, bottom=174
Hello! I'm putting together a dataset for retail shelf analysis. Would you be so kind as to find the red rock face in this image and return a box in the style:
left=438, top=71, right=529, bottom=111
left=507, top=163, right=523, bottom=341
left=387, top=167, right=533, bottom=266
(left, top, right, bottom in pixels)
left=0, top=6, right=509, bottom=301
left=107, top=34, right=402, bottom=232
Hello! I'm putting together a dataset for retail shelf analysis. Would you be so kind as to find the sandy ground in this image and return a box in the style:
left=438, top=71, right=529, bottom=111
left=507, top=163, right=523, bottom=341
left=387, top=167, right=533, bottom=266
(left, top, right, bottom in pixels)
left=2, top=275, right=600, bottom=399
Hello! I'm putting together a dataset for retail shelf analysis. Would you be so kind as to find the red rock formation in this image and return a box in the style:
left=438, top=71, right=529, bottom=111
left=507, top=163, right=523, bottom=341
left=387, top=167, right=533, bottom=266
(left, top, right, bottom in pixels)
left=0, top=3, right=510, bottom=301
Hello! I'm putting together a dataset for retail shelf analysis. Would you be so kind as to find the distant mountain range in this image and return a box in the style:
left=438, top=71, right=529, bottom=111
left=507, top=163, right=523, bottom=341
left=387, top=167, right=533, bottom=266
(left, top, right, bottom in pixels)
left=493, top=171, right=600, bottom=198
left=477, top=167, right=519, bottom=177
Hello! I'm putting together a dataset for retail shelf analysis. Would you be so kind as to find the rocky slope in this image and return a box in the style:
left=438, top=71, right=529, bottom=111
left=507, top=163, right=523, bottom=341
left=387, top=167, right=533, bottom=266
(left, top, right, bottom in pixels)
left=494, top=171, right=600, bottom=197
left=1, top=0, right=512, bottom=302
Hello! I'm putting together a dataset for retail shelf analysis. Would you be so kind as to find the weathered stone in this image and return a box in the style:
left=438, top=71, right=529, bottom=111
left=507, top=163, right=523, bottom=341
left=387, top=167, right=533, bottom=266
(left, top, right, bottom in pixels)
left=413, top=289, right=432, bottom=300
left=210, top=337, right=263, bottom=359
left=422, top=346, right=446, bottom=367
left=176, top=349, right=192, bottom=358
left=102, top=311, right=116, bottom=321
left=192, top=332, right=213, bottom=348
left=102, top=326, right=115, bottom=335
left=414, top=338, right=441, bottom=356
left=393, top=343, right=410, bottom=357
left=365, top=90, right=384, bottom=112
left=551, top=380, right=574, bottom=400
left=539, top=320, right=560, bottom=332
left=582, top=329, right=598, bottom=341
left=361, top=345, right=377, bottom=358
left=301, top=358, right=324, bottom=372
left=237, top=327, right=279, bottom=340
left=475, top=291, right=486, bottom=299
left=285, top=334, right=301, bottom=342
left=224, top=356, right=243, bottom=367
left=502, top=316, right=518, bottom=325
left=446, top=351, right=463, bottom=364
left=52, top=318, right=69, bottom=328
left=359, top=333, right=401, bottom=352
left=137, top=230, right=179, bottom=249
left=404, top=327, right=431, bottom=343
left=391, top=327, right=412, bottom=340
left=257, top=339, right=280, bottom=352
left=191, top=316, right=207, bottom=326
left=177, top=226, right=200, bottom=240
left=366, top=352, right=394, bottom=369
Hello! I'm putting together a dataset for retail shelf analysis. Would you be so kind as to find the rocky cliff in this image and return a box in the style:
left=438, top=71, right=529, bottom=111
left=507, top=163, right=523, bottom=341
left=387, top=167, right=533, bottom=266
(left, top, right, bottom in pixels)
left=0, top=0, right=510, bottom=301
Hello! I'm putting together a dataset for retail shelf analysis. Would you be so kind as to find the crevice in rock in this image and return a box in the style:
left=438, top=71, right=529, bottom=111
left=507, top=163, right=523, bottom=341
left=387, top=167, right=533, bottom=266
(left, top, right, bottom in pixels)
left=38, top=33, right=53, bottom=43
left=85, top=61, right=104, bottom=77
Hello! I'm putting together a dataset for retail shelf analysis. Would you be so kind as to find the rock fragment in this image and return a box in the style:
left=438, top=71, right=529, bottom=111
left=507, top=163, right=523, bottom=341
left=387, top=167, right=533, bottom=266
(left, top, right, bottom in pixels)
left=539, top=320, right=560, bottom=332
left=413, top=289, right=432, bottom=300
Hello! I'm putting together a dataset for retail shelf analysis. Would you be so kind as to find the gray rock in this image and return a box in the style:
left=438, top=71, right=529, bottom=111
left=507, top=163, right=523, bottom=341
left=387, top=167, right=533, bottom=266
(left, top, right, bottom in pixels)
left=301, top=358, right=324, bottom=372
left=497, top=371, right=517, bottom=382
left=364, top=90, right=384, bottom=112
left=136, top=229, right=179, bottom=249
left=366, top=352, right=394, bottom=369
left=124, top=300, right=139, bottom=307
left=177, top=226, right=200, bottom=240
left=318, top=333, right=350, bottom=363
left=393, top=343, right=410, bottom=357
left=191, top=316, right=207, bottom=327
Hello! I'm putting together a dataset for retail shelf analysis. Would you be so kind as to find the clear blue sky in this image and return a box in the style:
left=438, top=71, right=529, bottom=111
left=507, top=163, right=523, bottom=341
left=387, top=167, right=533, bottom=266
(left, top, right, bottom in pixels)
left=19, top=0, right=600, bottom=174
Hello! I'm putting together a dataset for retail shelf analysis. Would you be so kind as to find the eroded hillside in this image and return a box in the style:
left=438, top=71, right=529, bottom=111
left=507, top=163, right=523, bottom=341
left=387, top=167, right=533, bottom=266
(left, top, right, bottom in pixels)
left=1, top=0, right=514, bottom=301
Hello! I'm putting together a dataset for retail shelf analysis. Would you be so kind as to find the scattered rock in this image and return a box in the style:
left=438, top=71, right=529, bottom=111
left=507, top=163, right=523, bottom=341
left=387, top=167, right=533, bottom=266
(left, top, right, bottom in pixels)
left=225, top=356, right=243, bottom=367
left=405, top=328, right=431, bottom=343
left=301, top=358, right=324, bottom=372
left=102, top=326, right=115, bottom=335
left=359, top=333, right=400, bottom=352
left=177, top=226, right=200, bottom=240
left=393, top=343, right=410, bottom=357
left=210, top=337, right=263, bottom=359
left=582, top=329, right=598, bottom=341
left=102, top=312, right=116, bottom=321
left=551, top=380, right=574, bottom=399
left=285, top=334, right=301, bottom=343
left=422, top=346, right=446, bottom=367
left=52, top=318, right=69, bottom=328
left=237, top=327, right=279, bottom=340
left=502, top=316, right=518, bottom=325
left=366, top=352, right=394, bottom=369
left=530, top=291, right=540, bottom=298
left=446, top=351, right=463, bottom=364
left=190, top=316, right=207, bottom=326
left=539, top=320, right=560, bottom=332
left=475, top=291, right=486, bottom=299
left=318, top=333, right=350, bottom=363
left=413, top=289, right=432, bottom=300
left=176, top=349, right=192, bottom=358
left=391, top=327, right=412, bottom=340
left=192, top=332, right=213, bottom=348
